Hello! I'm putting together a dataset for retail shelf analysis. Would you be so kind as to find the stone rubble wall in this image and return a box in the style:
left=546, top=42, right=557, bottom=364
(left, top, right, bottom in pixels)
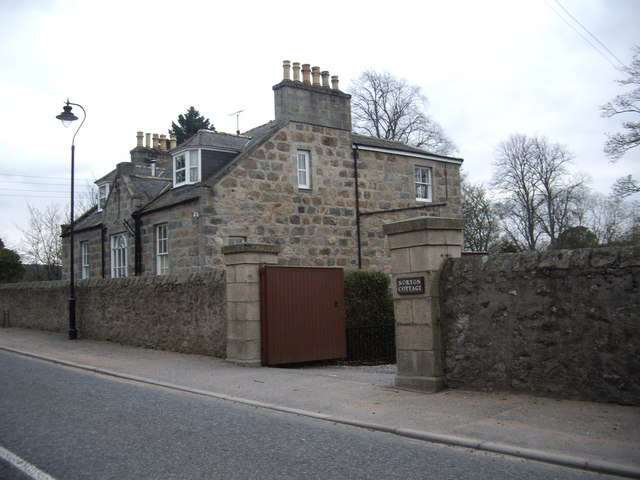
left=439, top=247, right=640, bottom=405
left=0, top=271, right=226, bottom=357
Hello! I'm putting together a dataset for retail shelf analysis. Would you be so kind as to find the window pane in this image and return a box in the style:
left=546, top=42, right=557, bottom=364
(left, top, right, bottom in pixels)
left=156, top=224, right=168, bottom=275
left=81, top=242, right=90, bottom=279
left=189, top=150, right=199, bottom=166
left=297, top=151, right=309, bottom=188
left=111, top=234, right=128, bottom=278
left=415, top=167, right=432, bottom=201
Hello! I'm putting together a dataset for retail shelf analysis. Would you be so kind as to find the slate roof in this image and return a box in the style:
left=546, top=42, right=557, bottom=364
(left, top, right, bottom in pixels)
left=176, top=129, right=251, bottom=152
left=130, top=176, right=171, bottom=201
left=71, top=206, right=101, bottom=233
left=351, top=133, right=464, bottom=163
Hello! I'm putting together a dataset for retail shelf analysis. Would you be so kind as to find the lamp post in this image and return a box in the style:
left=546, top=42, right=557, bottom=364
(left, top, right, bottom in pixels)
left=56, top=99, right=86, bottom=340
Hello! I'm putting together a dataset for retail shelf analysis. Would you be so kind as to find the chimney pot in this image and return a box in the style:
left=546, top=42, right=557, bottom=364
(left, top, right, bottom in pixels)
left=312, top=66, right=321, bottom=86
left=283, top=60, right=291, bottom=81
left=302, top=64, right=311, bottom=84
left=136, top=131, right=143, bottom=147
left=159, top=134, right=167, bottom=151
left=145, top=133, right=151, bottom=148
left=331, top=75, right=340, bottom=90
left=152, top=133, right=159, bottom=149
left=170, top=134, right=177, bottom=149
left=293, top=62, right=301, bottom=82
left=321, top=71, right=330, bottom=88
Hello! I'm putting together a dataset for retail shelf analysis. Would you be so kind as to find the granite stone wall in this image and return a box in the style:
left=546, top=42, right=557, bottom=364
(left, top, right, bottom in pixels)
left=439, top=247, right=640, bottom=405
left=0, top=271, right=226, bottom=357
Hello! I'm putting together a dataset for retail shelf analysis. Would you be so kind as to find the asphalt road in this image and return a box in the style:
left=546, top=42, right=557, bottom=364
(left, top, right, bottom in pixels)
left=0, top=351, right=622, bottom=480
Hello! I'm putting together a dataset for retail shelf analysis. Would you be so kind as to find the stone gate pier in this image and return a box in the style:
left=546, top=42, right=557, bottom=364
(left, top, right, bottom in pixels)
left=383, top=217, right=464, bottom=392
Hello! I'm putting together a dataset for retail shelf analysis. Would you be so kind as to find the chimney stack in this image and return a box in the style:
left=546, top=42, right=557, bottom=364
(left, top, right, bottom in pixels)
left=293, top=62, right=301, bottom=82
left=312, top=66, right=321, bottom=86
left=321, top=71, right=330, bottom=88
left=273, top=59, right=351, bottom=131
left=302, top=64, right=311, bottom=84
left=283, top=60, right=291, bottom=80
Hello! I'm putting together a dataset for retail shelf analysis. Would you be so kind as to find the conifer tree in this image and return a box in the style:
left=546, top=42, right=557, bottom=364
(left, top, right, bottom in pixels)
left=169, top=106, right=214, bottom=146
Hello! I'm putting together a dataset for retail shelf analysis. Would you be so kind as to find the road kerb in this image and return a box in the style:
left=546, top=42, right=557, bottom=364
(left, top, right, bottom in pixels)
left=2, top=345, right=639, bottom=479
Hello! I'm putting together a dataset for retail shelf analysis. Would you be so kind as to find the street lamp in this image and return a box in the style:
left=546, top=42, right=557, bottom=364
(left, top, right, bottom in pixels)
left=56, top=99, right=86, bottom=340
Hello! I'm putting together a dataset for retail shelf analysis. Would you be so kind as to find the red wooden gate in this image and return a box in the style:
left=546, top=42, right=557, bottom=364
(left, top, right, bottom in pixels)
left=260, top=266, right=346, bottom=366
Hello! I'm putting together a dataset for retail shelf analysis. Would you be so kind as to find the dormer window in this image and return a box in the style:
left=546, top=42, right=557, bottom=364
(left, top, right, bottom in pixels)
left=97, top=183, right=109, bottom=212
left=173, top=149, right=200, bottom=186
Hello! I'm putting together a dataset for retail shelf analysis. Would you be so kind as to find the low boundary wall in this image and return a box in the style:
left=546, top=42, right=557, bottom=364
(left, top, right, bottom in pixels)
left=0, top=271, right=227, bottom=357
left=439, top=247, right=640, bottom=405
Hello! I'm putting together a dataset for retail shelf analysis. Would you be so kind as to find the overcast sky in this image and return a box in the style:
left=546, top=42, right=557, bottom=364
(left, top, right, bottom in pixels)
left=0, top=0, right=638, bottom=249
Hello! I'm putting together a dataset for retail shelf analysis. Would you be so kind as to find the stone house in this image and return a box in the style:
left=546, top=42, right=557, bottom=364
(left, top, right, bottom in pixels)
left=64, top=61, right=463, bottom=279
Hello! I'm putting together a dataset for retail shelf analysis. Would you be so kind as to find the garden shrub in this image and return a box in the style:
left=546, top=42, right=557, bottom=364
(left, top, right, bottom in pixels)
left=344, top=269, right=394, bottom=328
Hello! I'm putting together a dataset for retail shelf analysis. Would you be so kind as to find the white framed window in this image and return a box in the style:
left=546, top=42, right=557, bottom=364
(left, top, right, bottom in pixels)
left=173, top=149, right=200, bottom=186
left=229, top=236, right=246, bottom=245
left=97, top=183, right=109, bottom=212
left=156, top=224, right=169, bottom=275
left=415, top=166, right=433, bottom=202
left=81, top=241, right=90, bottom=279
left=297, top=150, right=311, bottom=189
left=110, top=234, right=128, bottom=278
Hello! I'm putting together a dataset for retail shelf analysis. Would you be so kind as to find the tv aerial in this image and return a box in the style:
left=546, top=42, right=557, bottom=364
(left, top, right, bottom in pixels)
left=229, top=110, right=244, bottom=135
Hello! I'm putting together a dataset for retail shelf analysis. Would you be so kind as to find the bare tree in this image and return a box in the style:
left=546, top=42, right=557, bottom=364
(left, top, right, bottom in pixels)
left=585, top=193, right=636, bottom=245
left=461, top=174, right=499, bottom=251
left=492, top=134, right=541, bottom=250
left=18, top=203, right=65, bottom=280
left=492, top=134, right=585, bottom=250
left=348, top=70, right=457, bottom=155
left=601, top=45, right=640, bottom=161
left=530, top=137, right=590, bottom=245
left=76, top=178, right=99, bottom=215
left=612, top=175, right=640, bottom=198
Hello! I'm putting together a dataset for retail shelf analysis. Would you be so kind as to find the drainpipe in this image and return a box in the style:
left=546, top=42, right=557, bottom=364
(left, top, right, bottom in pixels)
left=353, top=146, right=362, bottom=269
left=133, top=211, right=142, bottom=275
left=101, top=226, right=106, bottom=278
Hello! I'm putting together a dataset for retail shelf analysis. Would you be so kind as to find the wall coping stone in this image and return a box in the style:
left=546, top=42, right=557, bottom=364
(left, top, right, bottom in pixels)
left=383, top=217, right=465, bottom=236
left=442, top=246, right=640, bottom=275
left=0, top=271, right=225, bottom=291
left=221, top=244, right=281, bottom=255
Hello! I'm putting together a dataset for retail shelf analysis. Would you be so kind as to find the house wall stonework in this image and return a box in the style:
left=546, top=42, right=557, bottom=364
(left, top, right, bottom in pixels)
left=129, top=123, right=462, bottom=275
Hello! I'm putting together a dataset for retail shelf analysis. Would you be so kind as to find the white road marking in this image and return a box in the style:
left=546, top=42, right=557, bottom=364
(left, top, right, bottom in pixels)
left=0, top=445, right=57, bottom=480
